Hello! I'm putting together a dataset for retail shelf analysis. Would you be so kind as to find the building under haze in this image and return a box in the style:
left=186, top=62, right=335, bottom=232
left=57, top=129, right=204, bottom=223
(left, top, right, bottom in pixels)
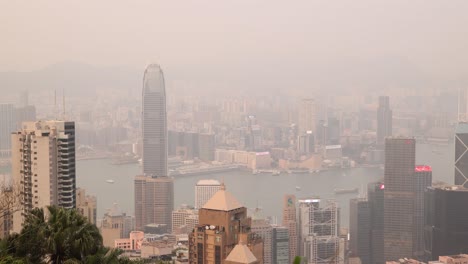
left=349, top=198, right=370, bottom=264
left=368, top=182, right=384, bottom=264
left=298, top=198, right=343, bottom=264
left=142, top=64, right=167, bottom=177
left=11, top=120, right=76, bottom=233
left=455, top=122, right=468, bottom=187
left=282, top=194, right=298, bottom=263
left=195, top=179, right=222, bottom=209
left=377, top=96, right=392, bottom=145
left=413, top=165, right=432, bottom=260
left=424, top=185, right=468, bottom=261
left=76, top=188, right=97, bottom=225
left=298, top=98, right=318, bottom=139
left=384, top=137, right=416, bottom=261
left=134, top=175, right=174, bottom=232
left=0, top=103, right=15, bottom=157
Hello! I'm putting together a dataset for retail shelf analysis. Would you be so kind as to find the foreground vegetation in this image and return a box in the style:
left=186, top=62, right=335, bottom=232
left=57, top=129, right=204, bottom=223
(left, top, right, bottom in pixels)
left=0, top=206, right=141, bottom=264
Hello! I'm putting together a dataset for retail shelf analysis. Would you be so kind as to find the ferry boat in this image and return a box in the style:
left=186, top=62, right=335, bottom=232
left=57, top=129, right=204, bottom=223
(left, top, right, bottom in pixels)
left=334, top=187, right=359, bottom=194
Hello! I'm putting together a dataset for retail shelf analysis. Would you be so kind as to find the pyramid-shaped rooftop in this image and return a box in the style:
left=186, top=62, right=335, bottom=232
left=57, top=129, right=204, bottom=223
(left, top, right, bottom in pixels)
left=202, top=183, right=243, bottom=211
left=225, top=241, right=258, bottom=264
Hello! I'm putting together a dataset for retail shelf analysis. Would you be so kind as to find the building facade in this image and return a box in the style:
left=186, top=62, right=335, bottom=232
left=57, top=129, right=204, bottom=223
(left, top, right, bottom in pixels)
left=384, top=137, right=416, bottom=261
left=76, top=188, right=97, bottom=225
left=349, top=198, right=370, bottom=264
left=142, top=64, right=167, bottom=177
left=251, top=219, right=273, bottom=264
left=413, top=165, right=432, bottom=260
left=368, top=182, right=384, bottom=264
left=172, top=205, right=198, bottom=234
left=282, top=194, right=297, bottom=263
left=298, top=98, right=318, bottom=137
left=12, top=120, right=76, bottom=233
left=272, top=226, right=290, bottom=264
left=134, top=175, right=174, bottom=232
left=0, top=103, right=15, bottom=157
left=195, top=179, right=222, bottom=209
left=424, top=186, right=468, bottom=261
left=455, top=123, right=468, bottom=187
left=377, top=96, right=392, bottom=145
left=299, top=198, right=343, bottom=264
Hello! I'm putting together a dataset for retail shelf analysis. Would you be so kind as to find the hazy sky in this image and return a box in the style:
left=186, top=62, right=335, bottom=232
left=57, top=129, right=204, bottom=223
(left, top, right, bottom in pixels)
left=1, top=1, right=468, bottom=93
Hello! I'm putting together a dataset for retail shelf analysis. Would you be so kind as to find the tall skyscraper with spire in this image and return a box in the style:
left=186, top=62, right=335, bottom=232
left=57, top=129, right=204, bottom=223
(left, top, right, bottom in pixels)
left=142, top=64, right=167, bottom=177
left=135, top=64, right=173, bottom=231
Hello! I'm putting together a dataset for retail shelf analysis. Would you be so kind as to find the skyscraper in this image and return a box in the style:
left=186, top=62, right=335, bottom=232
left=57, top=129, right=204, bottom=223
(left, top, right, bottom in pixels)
left=377, top=96, right=392, bottom=145
left=195, top=179, right=222, bottom=209
left=142, top=64, right=167, bottom=177
left=272, top=226, right=290, bottom=264
left=298, top=98, right=318, bottom=137
left=384, top=137, right=416, bottom=261
left=349, top=198, right=371, bottom=264
left=252, top=219, right=273, bottom=264
left=368, top=182, right=384, bottom=264
left=413, top=165, right=432, bottom=260
left=135, top=64, right=174, bottom=233
left=134, top=175, right=174, bottom=232
left=0, top=103, right=15, bottom=157
left=298, top=198, right=342, bottom=264
left=455, top=122, right=468, bottom=187
left=282, top=194, right=297, bottom=263
left=424, top=185, right=468, bottom=260
left=11, top=120, right=76, bottom=233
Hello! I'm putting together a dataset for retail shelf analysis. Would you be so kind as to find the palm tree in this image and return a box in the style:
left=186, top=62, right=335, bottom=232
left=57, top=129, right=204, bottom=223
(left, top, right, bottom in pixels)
left=14, top=206, right=102, bottom=263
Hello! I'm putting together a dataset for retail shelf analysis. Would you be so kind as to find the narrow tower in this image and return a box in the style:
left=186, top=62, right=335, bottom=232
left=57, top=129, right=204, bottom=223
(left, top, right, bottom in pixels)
left=142, top=64, right=167, bottom=177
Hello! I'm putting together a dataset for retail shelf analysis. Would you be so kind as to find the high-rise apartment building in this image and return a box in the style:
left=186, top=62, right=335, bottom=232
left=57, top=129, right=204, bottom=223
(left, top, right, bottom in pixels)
left=11, top=120, right=76, bottom=233
left=282, top=194, right=297, bottom=263
left=349, top=198, right=370, bottom=264
left=424, top=185, right=468, bottom=261
left=272, top=226, right=290, bottom=264
left=76, top=188, right=97, bottom=225
left=384, top=137, right=416, bottom=261
left=172, top=205, right=198, bottom=234
left=299, top=198, right=343, bottom=264
left=368, top=182, right=384, bottom=264
left=413, top=165, right=432, bottom=260
left=298, top=98, right=318, bottom=137
left=142, top=64, right=167, bottom=177
left=189, top=184, right=263, bottom=263
left=455, top=123, right=468, bottom=187
left=297, top=131, right=315, bottom=155
left=377, top=96, right=392, bottom=145
left=134, top=175, right=174, bottom=232
left=0, top=103, right=15, bottom=158
left=195, top=179, right=222, bottom=209
left=252, top=219, right=273, bottom=264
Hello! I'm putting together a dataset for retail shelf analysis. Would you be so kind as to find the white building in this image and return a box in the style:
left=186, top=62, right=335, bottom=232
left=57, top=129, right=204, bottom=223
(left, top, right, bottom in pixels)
left=172, top=205, right=198, bottom=234
left=195, top=179, right=221, bottom=209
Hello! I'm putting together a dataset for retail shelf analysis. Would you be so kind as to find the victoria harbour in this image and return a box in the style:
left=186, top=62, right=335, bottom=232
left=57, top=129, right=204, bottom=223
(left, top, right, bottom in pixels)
left=71, top=142, right=453, bottom=227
